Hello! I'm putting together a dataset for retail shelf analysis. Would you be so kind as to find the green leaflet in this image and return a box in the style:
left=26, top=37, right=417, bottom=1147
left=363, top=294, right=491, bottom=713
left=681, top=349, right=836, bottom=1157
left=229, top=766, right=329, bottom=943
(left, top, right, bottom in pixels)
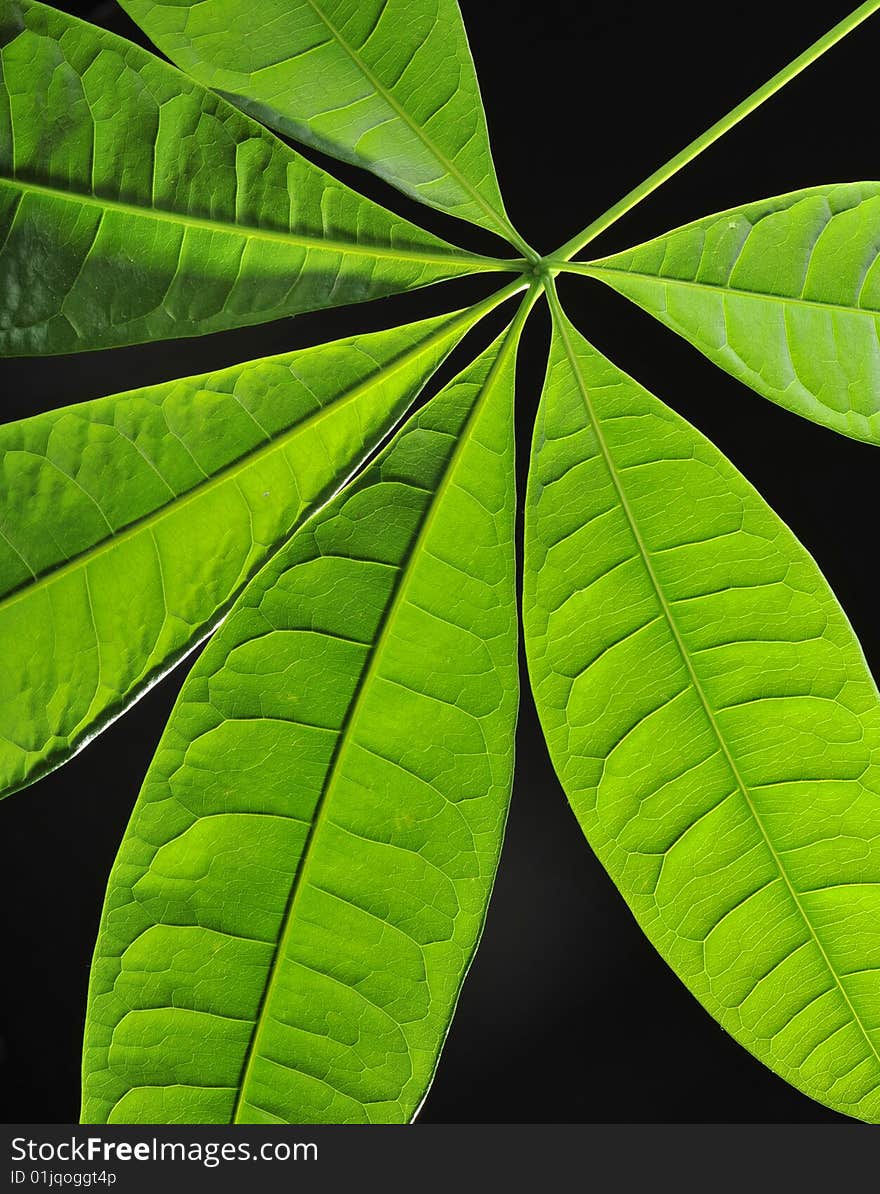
left=82, top=300, right=527, bottom=1125
left=523, top=294, right=880, bottom=1122
left=0, top=0, right=505, bottom=356
left=575, top=184, right=880, bottom=443
left=119, top=0, right=524, bottom=249
left=0, top=299, right=501, bottom=801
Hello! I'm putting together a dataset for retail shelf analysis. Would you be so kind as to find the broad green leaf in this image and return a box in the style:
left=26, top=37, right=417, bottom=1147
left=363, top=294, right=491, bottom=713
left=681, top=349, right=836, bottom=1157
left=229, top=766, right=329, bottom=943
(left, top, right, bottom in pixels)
left=576, top=184, right=880, bottom=444
left=0, top=0, right=502, bottom=356
left=81, top=302, right=527, bottom=1125
left=524, top=296, right=880, bottom=1123
left=119, top=0, right=523, bottom=247
left=0, top=299, right=497, bottom=801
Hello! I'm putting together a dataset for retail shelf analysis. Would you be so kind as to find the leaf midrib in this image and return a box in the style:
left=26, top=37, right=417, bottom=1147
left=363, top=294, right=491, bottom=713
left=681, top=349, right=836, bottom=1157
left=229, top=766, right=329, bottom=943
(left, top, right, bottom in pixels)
left=546, top=286, right=880, bottom=1076
left=299, top=0, right=522, bottom=250
left=0, top=304, right=485, bottom=616
left=229, top=286, right=533, bottom=1123
left=2, top=176, right=508, bottom=269
left=577, top=263, right=880, bottom=318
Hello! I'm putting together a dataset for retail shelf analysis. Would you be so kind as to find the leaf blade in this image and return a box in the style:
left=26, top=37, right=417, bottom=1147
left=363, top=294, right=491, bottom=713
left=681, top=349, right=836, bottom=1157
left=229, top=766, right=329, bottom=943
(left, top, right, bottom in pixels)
left=0, top=299, right=501, bottom=801
left=576, top=183, right=880, bottom=443
left=0, top=0, right=503, bottom=355
left=524, top=295, right=880, bottom=1122
left=81, top=302, right=528, bottom=1124
left=119, top=0, right=523, bottom=246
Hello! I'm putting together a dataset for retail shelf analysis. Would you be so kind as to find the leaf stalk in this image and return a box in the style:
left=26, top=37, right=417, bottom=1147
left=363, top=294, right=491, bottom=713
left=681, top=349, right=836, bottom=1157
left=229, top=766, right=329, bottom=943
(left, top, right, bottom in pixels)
left=549, top=0, right=880, bottom=263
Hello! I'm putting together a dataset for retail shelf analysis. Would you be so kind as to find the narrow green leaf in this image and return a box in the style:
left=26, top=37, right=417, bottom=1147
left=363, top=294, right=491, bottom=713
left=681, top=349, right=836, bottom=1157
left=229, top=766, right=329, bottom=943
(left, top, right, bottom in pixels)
left=524, top=293, right=880, bottom=1123
left=0, top=0, right=506, bottom=356
left=0, top=298, right=500, bottom=801
left=574, top=184, right=880, bottom=443
left=82, top=297, right=529, bottom=1124
left=119, top=0, right=526, bottom=250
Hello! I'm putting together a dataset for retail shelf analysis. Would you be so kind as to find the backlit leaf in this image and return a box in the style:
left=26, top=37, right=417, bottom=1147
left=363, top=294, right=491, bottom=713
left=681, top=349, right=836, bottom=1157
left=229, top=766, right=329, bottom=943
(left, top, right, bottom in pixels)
left=0, top=0, right=503, bottom=355
left=0, top=300, right=496, bottom=800
left=579, top=184, right=880, bottom=443
left=120, top=0, right=523, bottom=245
left=524, top=296, right=880, bottom=1122
left=82, top=303, right=526, bottom=1123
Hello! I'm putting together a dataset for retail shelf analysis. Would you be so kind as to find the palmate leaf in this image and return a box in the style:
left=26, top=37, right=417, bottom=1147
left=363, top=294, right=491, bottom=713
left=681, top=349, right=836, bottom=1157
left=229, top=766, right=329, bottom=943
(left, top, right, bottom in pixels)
left=118, top=0, right=526, bottom=250
left=81, top=296, right=529, bottom=1124
left=0, top=296, right=507, bottom=800
left=0, top=0, right=507, bottom=357
left=575, top=184, right=880, bottom=443
left=1, top=0, right=878, bottom=1131
left=524, top=293, right=880, bottom=1122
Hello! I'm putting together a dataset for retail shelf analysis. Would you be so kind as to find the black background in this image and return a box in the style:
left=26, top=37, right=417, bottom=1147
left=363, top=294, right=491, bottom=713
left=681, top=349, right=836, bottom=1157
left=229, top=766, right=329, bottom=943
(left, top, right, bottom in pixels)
left=1, top=0, right=878, bottom=1125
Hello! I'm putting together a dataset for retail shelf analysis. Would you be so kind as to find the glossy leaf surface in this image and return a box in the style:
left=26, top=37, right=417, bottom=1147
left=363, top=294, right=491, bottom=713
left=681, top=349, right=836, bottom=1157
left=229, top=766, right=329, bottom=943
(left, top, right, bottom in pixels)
left=0, top=304, right=486, bottom=800
left=119, top=0, right=519, bottom=243
left=0, top=0, right=497, bottom=356
left=82, top=314, right=522, bottom=1123
left=580, top=184, right=880, bottom=443
left=524, top=301, right=880, bottom=1122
